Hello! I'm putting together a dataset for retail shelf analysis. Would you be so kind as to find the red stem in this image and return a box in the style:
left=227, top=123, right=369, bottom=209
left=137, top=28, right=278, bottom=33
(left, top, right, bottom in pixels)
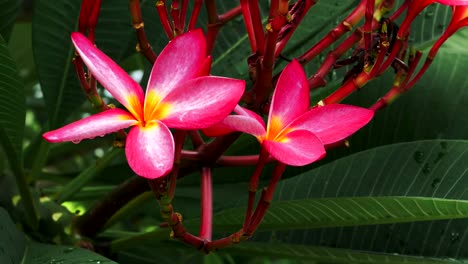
left=249, top=0, right=265, bottom=55
left=168, top=130, right=187, bottom=200
left=200, top=167, right=213, bottom=241
left=246, top=162, right=286, bottom=234
left=308, top=29, right=362, bottom=89
left=170, top=1, right=182, bottom=34
left=188, top=0, right=202, bottom=30
left=364, top=0, right=375, bottom=52
left=219, top=5, right=242, bottom=22
left=155, top=0, right=174, bottom=39
left=130, top=0, right=157, bottom=63
left=275, top=0, right=316, bottom=57
left=73, top=56, right=108, bottom=111
left=180, top=0, right=188, bottom=30
left=388, top=0, right=408, bottom=21
left=243, top=147, right=270, bottom=230
left=297, top=0, right=367, bottom=64
left=188, top=131, right=204, bottom=149
left=205, top=0, right=220, bottom=54
left=240, top=0, right=257, bottom=52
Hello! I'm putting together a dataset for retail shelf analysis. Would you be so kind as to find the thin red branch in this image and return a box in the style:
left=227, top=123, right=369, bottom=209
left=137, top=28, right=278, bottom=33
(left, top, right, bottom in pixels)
left=130, top=0, right=157, bottom=63
left=180, top=0, right=188, bottom=30
left=200, top=167, right=213, bottom=241
left=170, top=1, right=182, bottom=34
left=240, top=0, right=257, bottom=52
left=297, top=0, right=367, bottom=65
left=243, top=147, right=270, bottom=230
left=188, top=0, right=203, bottom=30
left=155, top=0, right=174, bottom=39
left=246, top=162, right=286, bottom=234
left=249, top=0, right=265, bottom=55
left=275, top=0, right=316, bottom=57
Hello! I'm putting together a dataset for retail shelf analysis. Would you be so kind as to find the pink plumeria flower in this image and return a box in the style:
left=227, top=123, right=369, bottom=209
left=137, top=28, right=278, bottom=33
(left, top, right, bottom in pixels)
left=204, top=60, right=373, bottom=166
left=43, top=29, right=245, bottom=179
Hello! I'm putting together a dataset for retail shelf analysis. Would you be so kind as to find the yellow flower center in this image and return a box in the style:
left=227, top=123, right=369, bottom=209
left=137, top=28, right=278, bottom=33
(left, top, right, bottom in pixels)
left=265, top=115, right=292, bottom=143
left=143, top=91, right=172, bottom=125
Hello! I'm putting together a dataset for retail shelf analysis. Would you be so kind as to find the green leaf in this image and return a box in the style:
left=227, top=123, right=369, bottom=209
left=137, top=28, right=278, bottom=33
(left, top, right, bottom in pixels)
left=0, top=0, right=20, bottom=42
left=24, top=243, right=117, bottom=264
left=0, top=207, right=116, bottom=264
left=0, top=36, right=25, bottom=162
left=31, top=0, right=140, bottom=127
left=0, top=207, right=26, bottom=264
left=248, top=140, right=468, bottom=258
left=32, top=0, right=84, bottom=128
left=226, top=242, right=461, bottom=264
left=202, top=197, right=468, bottom=232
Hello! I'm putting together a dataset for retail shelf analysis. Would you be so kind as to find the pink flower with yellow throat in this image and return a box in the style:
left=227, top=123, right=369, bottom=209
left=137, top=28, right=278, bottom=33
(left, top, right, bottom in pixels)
left=204, top=60, right=373, bottom=166
left=43, top=29, right=245, bottom=179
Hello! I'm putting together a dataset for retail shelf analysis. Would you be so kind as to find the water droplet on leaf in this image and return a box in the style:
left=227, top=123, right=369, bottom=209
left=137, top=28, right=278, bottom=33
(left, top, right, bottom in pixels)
left=422, top=163, right=431, bottom=174
left=413, top=151, right=424, bottom=164
left=63, top=247, right=75, bottom=254
left=431, top=178, right=441, bottom=188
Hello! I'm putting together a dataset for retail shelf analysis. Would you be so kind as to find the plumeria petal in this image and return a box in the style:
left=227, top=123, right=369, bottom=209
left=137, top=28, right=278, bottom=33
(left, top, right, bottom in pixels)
left=125, top=121, right=174, bottom=179
left=202, top=105, right=266, bottom=137
left=196, top=56, right=213, bottom=77
left=234, top=105, right=265, bottom=125
left=145, top=29, right=207, bottom=101
left=203, top=114, right=266, bottom=137
left=43, top=109, right=138, bottom=143
left=72, top=33, right=145, bottom=120
left=157, top=76, right=245, bottom=129
left=267, top=59, right=310, bottom=136
left=264, top=129, right=326, bottom=166
left=288, top=104, right=373, bottom=145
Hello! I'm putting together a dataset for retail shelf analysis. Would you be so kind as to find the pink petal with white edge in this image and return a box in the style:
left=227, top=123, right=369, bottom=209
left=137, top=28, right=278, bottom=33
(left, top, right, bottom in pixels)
left=160, top=76, right=245, bottom=129
left=125, top=121, right=174, bottom=179
left=289, top=104, right=373, bottom=145
left=268, top=60, right=310, bottom=131
left=146, top=29, right=207, bottom=101
left=234, top=105, right=265, bottom=125
left=43, top=109, right=138, bottom=143
left=72, top=33, right=145, bottom=120
left=264, top=129, right=326, bottom=166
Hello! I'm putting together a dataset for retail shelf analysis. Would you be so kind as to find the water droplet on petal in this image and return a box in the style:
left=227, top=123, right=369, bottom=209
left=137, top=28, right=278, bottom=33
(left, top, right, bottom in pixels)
left=72, top=139, right=81, bottom=144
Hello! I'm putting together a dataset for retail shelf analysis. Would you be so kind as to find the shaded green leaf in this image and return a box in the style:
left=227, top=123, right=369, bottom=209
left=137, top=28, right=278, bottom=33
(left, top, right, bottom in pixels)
left=32, top=0, right=84, bottom=127
left=31, top=0, right=139, bottom=127
left=249, top=140, right=468, bottom=258
left=0, top=36, right=25, bottom=161
left=25, top=243, right=117, bottom=264
left=226, top=242, right=462, bottom=264
left=0, top=0, right=21, bottom=41
left=0, top=207, right=116, bottom=264
left=0, top=207, right=26, bottom=264
left=204, top=197, right=468, bottom=232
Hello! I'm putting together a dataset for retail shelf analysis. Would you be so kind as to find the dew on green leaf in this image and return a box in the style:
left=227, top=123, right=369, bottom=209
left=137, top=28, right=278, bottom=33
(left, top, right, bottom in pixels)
left=431, top=178, right=441, bottom=188
left=63, top=247, right=75, bottom=254
left=413, top=151, right=424, bottom=164
left=422, top=163, right=431, bottom=175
